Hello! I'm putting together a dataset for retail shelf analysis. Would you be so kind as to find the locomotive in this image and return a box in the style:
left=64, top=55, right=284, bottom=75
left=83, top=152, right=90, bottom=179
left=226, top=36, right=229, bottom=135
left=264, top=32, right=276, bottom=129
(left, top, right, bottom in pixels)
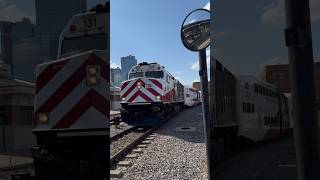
left=120, top=62, right=186, bottom=126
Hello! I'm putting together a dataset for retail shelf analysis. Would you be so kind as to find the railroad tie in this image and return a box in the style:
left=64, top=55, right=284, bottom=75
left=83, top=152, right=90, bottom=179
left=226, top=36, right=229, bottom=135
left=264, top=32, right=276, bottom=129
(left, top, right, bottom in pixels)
left=110, top=170, right=123, bottom=178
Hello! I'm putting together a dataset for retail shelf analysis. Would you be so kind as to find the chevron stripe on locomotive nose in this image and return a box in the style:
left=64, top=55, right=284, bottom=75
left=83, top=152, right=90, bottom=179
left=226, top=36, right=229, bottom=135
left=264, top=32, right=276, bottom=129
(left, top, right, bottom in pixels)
left=34, top=52, right=109, bottom=130
left=121, top=78, right=163, bottom=102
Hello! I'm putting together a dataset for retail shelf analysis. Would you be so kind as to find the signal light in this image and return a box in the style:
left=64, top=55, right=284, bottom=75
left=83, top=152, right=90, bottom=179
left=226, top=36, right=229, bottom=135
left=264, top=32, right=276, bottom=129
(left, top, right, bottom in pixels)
left=156, top=96, right=161, bottom=100
left=122, top=97, right=125, bottom=101
left=70, top=25, right=76, bottom=33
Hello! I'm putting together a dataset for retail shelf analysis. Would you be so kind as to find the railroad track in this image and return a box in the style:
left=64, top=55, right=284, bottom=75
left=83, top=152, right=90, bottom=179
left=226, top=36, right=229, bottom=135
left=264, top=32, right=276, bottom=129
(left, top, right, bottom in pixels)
left=0, top=164, right=34, bottom=180
left=110, top=117, right=170, bottom=168
left=110, top=126, right=137, bottom=142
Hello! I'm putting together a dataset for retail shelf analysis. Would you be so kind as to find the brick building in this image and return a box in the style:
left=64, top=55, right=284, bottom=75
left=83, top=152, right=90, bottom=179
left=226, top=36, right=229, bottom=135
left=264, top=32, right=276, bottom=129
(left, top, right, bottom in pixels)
left=261, top=62, right=320, bottom=99
left=192, top=81, right=201, bottom=91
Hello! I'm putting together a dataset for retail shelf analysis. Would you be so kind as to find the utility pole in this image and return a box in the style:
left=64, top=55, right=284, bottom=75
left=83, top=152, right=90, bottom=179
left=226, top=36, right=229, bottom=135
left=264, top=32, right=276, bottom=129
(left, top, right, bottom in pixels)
left=198, top=49, right=214, bottom=180
left=284, top=0, right=320, bottom=179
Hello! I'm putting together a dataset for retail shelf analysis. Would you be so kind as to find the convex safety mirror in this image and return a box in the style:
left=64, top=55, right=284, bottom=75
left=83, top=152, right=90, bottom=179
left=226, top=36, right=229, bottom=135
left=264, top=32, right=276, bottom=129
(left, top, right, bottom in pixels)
left=181, top=9, right=210, bottom=51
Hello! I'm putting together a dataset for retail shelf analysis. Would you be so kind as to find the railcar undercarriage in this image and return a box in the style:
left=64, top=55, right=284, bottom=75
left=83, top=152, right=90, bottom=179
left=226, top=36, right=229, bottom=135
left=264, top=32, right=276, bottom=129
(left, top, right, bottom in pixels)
left=121, top=102, right=183, bottom=126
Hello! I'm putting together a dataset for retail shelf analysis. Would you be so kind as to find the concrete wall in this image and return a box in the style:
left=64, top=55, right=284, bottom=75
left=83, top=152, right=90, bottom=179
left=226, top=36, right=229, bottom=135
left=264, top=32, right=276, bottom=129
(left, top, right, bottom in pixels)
left=0, top=125, right=36, bottom=152
left=111, top=101, right=121, bottom=110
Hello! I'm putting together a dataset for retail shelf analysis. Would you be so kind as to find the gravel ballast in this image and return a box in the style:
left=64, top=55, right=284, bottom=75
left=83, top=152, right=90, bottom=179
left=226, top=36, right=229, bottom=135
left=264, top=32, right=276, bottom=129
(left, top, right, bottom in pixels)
left=110, top=130, right=146, bottom=158
left=111, top=105, right=208, bottom=180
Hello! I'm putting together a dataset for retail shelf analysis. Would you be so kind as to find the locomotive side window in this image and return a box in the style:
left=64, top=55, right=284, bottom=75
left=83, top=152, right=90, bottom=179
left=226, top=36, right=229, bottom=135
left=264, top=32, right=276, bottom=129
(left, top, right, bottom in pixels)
left=61, top=33, right=107, bottom=57
left=129, top=72, right=143, bottom=79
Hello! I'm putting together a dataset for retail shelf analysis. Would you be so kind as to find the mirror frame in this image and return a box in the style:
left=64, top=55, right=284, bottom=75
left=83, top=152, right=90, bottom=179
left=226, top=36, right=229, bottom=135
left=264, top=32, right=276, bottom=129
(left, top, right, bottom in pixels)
left=180, top=8, right=211, bottom=52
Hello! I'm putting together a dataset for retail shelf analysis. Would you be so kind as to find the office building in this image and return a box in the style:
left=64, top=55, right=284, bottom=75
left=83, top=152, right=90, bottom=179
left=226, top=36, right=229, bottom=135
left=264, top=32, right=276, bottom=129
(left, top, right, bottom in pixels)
left=121, top=55, right=137, bottom=80
left=1, top=19, right=37, bottom=79
left=13, top=38, right=42, bottom=82
left=0, top=22, right=13, bottom=75
left=111, top=67, right=123, bottom=87
left=35, top=0, right=87, bottom=61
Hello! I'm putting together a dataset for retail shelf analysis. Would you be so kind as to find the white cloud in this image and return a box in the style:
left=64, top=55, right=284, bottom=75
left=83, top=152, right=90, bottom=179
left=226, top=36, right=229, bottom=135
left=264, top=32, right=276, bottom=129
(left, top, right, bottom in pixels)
left=110, top=62, right=120, bottom=69
left=261, top=0, right=320, bottom=25
left=191, top=49, right=210, bottom=70
left=203, top=2, right=210, bottom=10
left=189, top=19, right=196, bottom=23
left=191, top=61, right=199, bottom=70
left=260, top=0, right=285, bottom=25
left=261, top=56, right=288, bottom=66
left=0, top=1, right=33, bottom=22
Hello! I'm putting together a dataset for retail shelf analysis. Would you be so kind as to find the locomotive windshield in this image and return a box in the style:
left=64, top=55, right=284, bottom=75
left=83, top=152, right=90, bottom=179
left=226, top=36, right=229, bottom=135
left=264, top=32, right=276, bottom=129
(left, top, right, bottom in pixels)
left=61, top=33, right=107, bottom=57
left=145, top=71, right=164, bottom=78
left=129, top=72, right=143, bottom=79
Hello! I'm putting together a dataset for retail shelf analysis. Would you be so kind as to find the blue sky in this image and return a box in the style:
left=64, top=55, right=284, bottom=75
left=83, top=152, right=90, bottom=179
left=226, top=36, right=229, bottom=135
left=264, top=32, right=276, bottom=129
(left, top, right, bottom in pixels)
left=111, top=0, right=210, bottom=86
left=1, top=0, right=319, bottom=86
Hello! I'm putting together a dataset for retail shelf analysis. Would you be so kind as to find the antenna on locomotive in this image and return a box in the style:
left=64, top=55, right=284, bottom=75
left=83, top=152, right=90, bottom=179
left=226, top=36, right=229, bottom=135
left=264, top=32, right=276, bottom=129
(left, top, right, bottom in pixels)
left=180, top=8, right=213, bottom=180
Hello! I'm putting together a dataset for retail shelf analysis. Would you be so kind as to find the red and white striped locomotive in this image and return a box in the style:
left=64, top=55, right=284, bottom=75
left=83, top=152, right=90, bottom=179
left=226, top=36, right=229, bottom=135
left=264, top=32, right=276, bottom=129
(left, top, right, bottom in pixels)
left=120, top=62, right=185, bottom=126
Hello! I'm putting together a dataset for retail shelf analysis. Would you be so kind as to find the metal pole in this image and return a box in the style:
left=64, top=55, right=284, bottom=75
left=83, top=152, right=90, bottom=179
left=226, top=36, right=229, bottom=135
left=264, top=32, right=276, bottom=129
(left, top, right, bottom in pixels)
left=198, top=49, right=214, bottom=180
left=284, top=0, right=320, bottom=179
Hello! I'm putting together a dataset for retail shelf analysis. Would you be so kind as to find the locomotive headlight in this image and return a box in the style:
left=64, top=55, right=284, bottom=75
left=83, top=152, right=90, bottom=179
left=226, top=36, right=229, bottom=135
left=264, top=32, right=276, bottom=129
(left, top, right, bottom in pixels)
left=156, top=96, right=161, bottom=100
left=88, top=66, right=97, bottom=74
left=37, top=113, right=49, bottom=124
left=88, top=76, right=97, bottom=85
left=86, top=65, right=100, bottom=86
left=137, top=82, right=141, bottom=89
left=122, top=97, right=126, bottom=101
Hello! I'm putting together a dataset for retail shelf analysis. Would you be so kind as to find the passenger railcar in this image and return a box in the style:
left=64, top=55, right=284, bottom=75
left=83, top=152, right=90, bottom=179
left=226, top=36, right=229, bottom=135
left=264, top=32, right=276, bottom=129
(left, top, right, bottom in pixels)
left=184, top=87, right=201, bottom=107
left=236, top=75, right=289, bottom=142
left=210, top=59, right=290, bottom=156
left=120, top=62, right=184, bottom=126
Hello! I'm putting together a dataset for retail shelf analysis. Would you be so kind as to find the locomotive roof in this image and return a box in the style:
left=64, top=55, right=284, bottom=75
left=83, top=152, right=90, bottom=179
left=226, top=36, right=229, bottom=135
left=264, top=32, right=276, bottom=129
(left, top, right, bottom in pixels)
left=237, top=75, right=276, bottom=89
left=130, top=62, right=184, bottom=86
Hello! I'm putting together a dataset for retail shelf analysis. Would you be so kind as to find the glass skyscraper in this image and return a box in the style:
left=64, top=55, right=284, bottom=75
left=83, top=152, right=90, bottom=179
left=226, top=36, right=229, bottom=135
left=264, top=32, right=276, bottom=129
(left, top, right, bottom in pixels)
left=35, top=0, right=87, bottom=61
left=121, top=55, right=137, bottom=80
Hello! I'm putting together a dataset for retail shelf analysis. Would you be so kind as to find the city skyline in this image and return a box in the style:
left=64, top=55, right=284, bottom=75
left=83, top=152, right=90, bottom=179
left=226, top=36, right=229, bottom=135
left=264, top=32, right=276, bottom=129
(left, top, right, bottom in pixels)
left=111, top=0, right=210, bottom=86
left=112, top=0, right=320, bottom=86
left=0, top=0, right=100, bottom=82
left=0, top=0, right=103, bottom=23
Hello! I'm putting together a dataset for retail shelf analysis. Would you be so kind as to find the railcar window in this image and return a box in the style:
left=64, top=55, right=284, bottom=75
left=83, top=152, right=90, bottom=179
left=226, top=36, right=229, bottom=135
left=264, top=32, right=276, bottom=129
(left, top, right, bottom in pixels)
left=254, top=84, right=258, bottom=93
left=258, top=85, right=262, bottom=94
left=245, top=82, right=249, bottom=89
left=247, top=103, right=251, bottom=113
left=242, top=102, right=246, bottom=112
left=252, top=104, right=255, bottom=113
left=145, top=71, right=164, bottom=78
left=129, top=72, right=143, bottom=79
